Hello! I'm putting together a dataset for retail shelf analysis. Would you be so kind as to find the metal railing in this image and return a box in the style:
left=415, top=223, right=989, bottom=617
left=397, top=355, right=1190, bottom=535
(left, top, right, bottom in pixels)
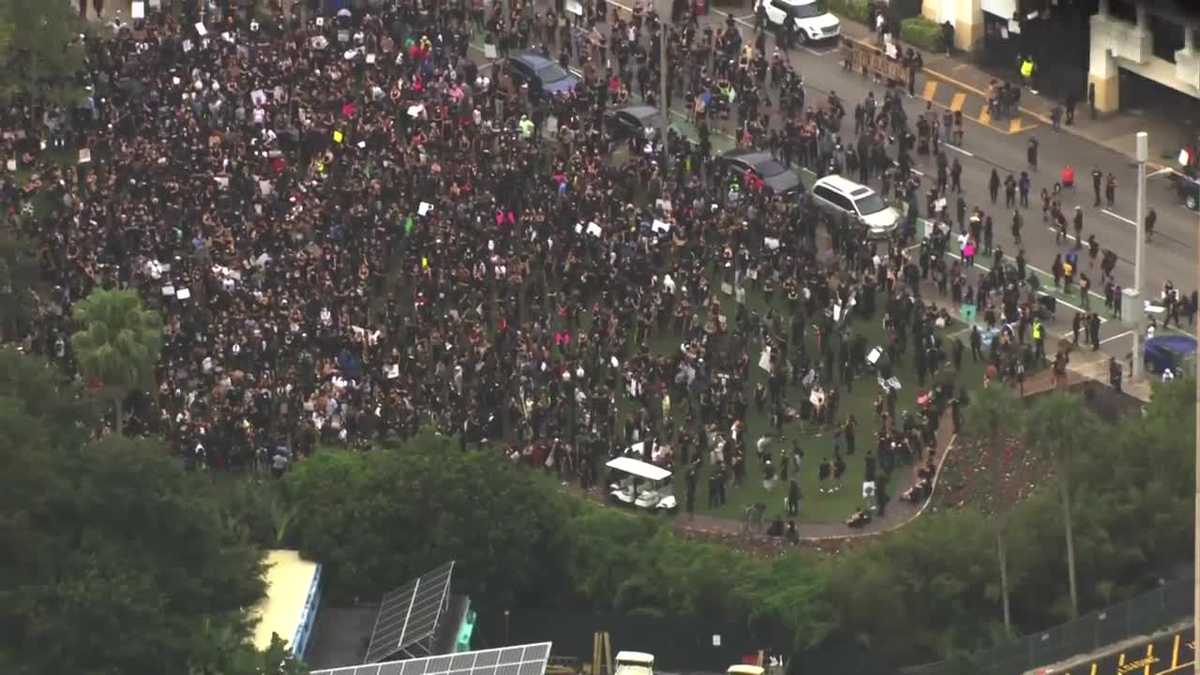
left=903, top=578, right=1193, bottom=675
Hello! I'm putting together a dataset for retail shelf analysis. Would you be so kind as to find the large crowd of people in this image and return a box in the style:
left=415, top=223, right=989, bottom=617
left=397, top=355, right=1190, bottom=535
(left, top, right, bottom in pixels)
left=0, top=0, right=1087, bottom=527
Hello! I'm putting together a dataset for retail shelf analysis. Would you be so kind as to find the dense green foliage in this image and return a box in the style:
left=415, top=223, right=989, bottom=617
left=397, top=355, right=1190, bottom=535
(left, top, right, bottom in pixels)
left=900, top=17, right=946, bottom=52
left=1, top=338, right=1194, bottom=669
left=283, top=436, right=834, bottom=652
left=70, top=288, right=163, bottom=435
left=0, top=348, right=303, bottom=675
left=0, top=0, right=86, bottom=105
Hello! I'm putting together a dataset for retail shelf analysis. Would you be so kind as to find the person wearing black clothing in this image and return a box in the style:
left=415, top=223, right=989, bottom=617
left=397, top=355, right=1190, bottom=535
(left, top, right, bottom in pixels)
left=1145, top=208, right=1156, bottom=242
left=1065, top=90, right=1077, bottom=124
left=787, top=479, right=801, bottom=515
left=817, top=457, right=832, bottom=494
left=989, top=168, right=1000, bottom=204
left=1091, top=167, right=1103, bottom=207
left=1027, top=137, right=1038, bottom=170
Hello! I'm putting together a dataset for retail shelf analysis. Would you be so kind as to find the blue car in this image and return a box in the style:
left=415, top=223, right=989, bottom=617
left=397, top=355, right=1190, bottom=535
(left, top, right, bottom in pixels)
left=506, top=51, right=580, bottom=100
left=1143, top=335, right=1196, bottom=375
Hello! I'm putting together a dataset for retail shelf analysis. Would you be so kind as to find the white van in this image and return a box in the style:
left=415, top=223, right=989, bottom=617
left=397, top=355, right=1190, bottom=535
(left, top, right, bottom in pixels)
left=810, top=175, right=901, bottom=239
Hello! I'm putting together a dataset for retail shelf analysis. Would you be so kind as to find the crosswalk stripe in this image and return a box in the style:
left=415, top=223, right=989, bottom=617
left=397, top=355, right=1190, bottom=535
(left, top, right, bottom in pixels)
left=978, top=104, right=991, bottom=126
left=949, top=92, right=967, bottom=112
left=922, top=81, right=938, bottom=101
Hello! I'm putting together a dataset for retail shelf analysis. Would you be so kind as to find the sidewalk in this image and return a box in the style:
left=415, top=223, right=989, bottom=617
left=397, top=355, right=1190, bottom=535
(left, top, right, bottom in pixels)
left=836, top=18, right=1184, bottom=171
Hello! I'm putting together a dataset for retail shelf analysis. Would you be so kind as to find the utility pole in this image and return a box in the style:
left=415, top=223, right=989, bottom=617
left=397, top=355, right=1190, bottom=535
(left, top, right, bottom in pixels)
left=1131, top=131, right=1147, bottom=380
left=659, top=20, right=671, bottom=173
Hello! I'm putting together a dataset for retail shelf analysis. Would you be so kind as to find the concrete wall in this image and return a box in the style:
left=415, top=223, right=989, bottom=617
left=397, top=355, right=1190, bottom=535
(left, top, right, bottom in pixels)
left=921, top=0, right=983, bottom=51
left=1087, top=0, right=1200, bottom=112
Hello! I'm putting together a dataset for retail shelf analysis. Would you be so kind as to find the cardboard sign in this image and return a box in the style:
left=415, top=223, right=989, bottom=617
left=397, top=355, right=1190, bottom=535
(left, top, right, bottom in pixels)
left=484, top=43, right=498, bottom=59
left=78, top=148, right=91, bottom=164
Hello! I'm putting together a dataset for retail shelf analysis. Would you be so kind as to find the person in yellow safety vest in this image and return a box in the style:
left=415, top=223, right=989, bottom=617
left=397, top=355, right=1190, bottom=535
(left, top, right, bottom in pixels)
left=518, top=114, right=535, bottom=140
left=1019, top=56, right=1035, bottom=92
left=1031, top=317, right=1045, bottom=361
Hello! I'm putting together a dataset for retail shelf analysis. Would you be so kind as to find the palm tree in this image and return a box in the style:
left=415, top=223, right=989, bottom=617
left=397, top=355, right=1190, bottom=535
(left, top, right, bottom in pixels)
left=964, top=384, right=1023, bottom=634
left=1024, top=391, right=1098, bottom=619
left=70, top=288, right=162, bottom=436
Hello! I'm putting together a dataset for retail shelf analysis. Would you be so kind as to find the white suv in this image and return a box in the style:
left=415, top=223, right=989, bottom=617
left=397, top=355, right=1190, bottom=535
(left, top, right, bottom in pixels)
left=811, top=175, right=900, bottom=239
left=755, top=0, right=841, bottom=43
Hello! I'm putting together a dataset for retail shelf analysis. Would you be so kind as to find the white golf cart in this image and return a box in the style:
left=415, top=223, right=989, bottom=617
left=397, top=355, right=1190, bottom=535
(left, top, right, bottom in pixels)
left=614, top=651, right=655, bottom=675
left=606, top=457, right=677, bottom=512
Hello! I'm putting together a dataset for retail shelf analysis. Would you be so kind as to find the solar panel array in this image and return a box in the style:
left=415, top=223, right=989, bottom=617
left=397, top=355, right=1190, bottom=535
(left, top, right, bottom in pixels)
left=364, top=561, right=456, bottom=663
left=311, top=642, right=554, bottom=675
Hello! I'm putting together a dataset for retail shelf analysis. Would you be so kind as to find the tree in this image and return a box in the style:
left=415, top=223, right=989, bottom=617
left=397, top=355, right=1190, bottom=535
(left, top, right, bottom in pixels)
left=963, top=384, right=1024, bottom=634
left=0, top=350, right=266, bottom=675
left=0, top=231, right=41, bottom=343
left=1023, top=391, right=1100, bottom=619
left=0, top=0, right=86, bottom=106
left=284, top=433, right=575, bottom=606
left=70, top=288, right=162, bottom=435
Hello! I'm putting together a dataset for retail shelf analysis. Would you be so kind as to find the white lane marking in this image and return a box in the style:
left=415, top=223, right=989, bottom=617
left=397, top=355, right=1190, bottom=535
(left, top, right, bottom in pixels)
left=801, top=46, right=836, bottom=56
left=943, top=143, right=974, bottom=157
left=910, top=167, right=925, bottom=177
left=1100, top=329, right=1134, bottom=345
left=1101, top=209, right=1137, bottom=227
left=1148, top=167, right=1175, bottom=178
left=942, top=250, right=1107, bottom=322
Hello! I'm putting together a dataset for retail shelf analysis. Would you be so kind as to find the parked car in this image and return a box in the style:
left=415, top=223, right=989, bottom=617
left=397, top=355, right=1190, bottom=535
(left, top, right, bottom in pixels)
left=505, top=51, right=580, bottom=99
left=1170, top=171, right=1200, bottom=210
left=605, top=105, right=666, bottom=141
left=754, top=0, right=841, bottom=43
left=1143, top=335, right=1196, bottom=376
left=810, top=174, right=900, bottom=239
left=715, top=150, right=806, bottom=199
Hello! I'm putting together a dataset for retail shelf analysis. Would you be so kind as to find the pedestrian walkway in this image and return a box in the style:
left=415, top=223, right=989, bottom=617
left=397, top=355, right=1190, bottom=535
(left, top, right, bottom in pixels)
left=834, top=23, right=1039, bottom=136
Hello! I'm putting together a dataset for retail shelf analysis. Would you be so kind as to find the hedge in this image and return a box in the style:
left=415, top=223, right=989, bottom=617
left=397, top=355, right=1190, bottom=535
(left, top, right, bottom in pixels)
left=900, top=16, right=945, bottom=52
left=822, top=0, right=871, bottom=24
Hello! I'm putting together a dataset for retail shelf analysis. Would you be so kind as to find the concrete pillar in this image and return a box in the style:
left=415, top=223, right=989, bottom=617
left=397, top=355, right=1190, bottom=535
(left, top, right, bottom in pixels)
left=954, top=0, right=983, bottom=51
left=1186, top=25, right=1196, bottom=51
left=1135, top=2, right=1148, bottom=31
left=1088, top=45, right=1120, bottom=113
left=1097, top=0, right=1109, bottom=15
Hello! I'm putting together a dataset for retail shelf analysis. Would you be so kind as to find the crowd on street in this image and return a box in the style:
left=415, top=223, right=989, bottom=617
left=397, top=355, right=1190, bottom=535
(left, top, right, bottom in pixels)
left=2, top=0, right=1188, bottom=528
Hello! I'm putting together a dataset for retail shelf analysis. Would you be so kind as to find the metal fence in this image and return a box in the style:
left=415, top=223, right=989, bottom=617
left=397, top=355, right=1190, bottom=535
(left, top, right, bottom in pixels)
left=904, top=578, right=1193, bottom=675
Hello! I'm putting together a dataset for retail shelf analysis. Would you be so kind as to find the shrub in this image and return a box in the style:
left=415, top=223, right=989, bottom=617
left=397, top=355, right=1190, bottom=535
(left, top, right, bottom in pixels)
left=822, top=0, right=871, bottom=24
left=900, top=16, right=945, bottom=52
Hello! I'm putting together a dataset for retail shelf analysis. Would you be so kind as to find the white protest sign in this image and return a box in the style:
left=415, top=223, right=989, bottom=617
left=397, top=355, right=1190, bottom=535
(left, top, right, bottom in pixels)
left=194, top=22, right=207, bottom=36
left=586, top=223, right=602, bottom=237
left=418, top=201, right=434, bottom=216
left=131, top=1, right=145, bottom=19
left=176, top=288, right=191, bottom=300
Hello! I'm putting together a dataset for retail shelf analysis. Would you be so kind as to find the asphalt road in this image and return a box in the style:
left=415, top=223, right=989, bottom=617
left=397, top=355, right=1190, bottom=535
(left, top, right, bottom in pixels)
left=470, top=1, right=1197, bottom=366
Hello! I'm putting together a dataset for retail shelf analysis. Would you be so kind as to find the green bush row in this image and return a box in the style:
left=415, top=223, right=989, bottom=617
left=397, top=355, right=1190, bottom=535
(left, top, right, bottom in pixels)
left=900, top=16, right=945, bottom=52
left=821, top=0, right=871, bottom=24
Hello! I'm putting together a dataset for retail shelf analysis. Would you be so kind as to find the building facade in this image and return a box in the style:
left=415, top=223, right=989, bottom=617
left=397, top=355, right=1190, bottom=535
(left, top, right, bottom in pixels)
left=1087, top=0, right=1200, bottom=112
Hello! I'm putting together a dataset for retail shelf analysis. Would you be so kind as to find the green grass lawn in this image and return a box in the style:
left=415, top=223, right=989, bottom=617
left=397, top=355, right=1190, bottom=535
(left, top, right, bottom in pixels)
left=674, top=287, right=981, bottom=524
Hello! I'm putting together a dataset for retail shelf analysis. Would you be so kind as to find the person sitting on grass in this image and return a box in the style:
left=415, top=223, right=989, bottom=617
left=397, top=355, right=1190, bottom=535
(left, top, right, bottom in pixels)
left=846, top=508, right=872, bottom=528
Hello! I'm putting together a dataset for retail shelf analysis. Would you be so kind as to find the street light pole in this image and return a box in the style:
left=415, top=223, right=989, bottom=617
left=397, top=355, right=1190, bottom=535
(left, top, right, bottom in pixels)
left=659, top=20, right=671, bottom=173
left=1131, top=131, right=1147, bottom=380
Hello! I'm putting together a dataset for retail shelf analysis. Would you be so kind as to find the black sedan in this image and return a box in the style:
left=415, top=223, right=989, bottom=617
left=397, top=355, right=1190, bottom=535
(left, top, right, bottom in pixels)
left=506, top=51, right=580, bottom=100
left=605, top=105, right=666, bottom=141
left=715, top=150, right=806, bottom=198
